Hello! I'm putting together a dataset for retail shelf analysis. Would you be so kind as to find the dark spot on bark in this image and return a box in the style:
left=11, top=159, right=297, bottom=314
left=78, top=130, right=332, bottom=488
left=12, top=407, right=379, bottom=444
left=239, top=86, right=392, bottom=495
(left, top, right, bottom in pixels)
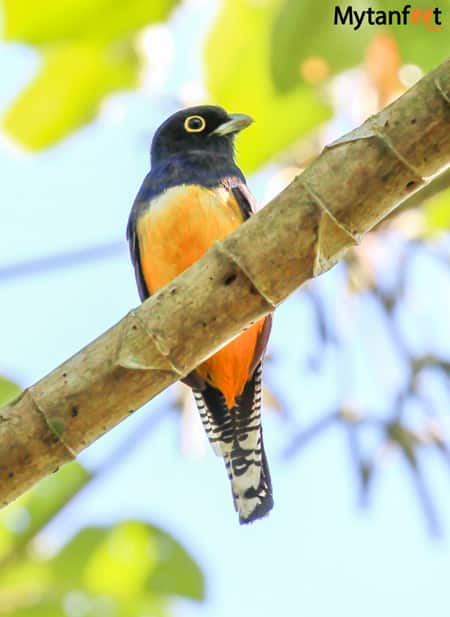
left=384, top=120, right=389, bottom=128
left=381, top=173, right=390, bottom=183
left=202, top=322, right=207, bottom=327
left=8, top=472, right=14, bottom=479
left=128, top=409, right=135, bottom=414
left=406, top=180, right=416, bottom=190
left=224, top=273, right=237, bottom=286
left=207, top=372, right=212, bottom=380
left=71, top=406, right=78, bottom=417
left=411, top=118, right=416, bottom=124
left=132, top=325, right=137, bottom=331
left=62, top=372, right=67, bottom=378
left=53, top=467, right=59, bottom=474
left=170, top=288, right=177, bottom=295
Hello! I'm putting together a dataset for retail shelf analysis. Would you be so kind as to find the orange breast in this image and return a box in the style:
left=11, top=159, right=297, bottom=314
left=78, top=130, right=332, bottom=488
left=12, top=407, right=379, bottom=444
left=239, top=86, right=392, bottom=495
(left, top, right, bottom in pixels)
left=137, top=184, right=264, bottom=408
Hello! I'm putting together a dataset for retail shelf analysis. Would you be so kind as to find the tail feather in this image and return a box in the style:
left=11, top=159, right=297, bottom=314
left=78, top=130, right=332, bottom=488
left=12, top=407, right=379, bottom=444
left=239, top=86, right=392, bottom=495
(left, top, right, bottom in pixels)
left=193, top=387, right=233, bottom=456
left=194, top=363, right=273, bottom=524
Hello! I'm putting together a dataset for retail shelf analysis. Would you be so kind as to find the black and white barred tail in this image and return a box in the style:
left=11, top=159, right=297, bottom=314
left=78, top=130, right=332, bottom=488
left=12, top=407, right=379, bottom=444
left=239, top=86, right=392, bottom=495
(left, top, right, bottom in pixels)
left=193, top=363, right=273, bottom=524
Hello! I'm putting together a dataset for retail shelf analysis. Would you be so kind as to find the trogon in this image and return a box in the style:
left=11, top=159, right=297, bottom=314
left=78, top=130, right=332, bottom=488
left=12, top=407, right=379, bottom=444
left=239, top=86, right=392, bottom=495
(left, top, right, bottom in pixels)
left=127, top=105, right=273, bottom=524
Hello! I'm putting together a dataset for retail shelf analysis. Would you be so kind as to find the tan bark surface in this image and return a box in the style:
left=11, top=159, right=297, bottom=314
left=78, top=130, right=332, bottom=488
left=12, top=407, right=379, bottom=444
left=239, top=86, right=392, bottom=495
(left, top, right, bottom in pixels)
left=1, top=58, right=449, bottom=507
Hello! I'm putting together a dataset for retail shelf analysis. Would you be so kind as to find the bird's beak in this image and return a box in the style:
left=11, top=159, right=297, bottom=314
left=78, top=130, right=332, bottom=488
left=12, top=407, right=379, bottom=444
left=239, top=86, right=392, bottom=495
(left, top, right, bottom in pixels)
left=211, top=113, right=254, bottom=136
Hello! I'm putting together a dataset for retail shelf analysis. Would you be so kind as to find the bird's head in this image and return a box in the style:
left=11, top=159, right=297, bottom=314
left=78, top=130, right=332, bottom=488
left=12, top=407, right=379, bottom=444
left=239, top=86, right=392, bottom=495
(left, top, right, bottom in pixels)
left=150, top=105, right=253, bottom=164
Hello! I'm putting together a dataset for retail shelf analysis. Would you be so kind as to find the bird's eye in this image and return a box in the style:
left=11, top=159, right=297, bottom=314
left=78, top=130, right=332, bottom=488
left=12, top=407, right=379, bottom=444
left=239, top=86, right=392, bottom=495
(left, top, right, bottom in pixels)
left=184, top=115, right=206, bottom=133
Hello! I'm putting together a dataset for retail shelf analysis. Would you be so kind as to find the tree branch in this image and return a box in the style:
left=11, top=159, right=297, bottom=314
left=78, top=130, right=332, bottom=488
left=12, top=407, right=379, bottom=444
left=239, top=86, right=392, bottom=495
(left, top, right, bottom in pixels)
left=1, top=58, right=449, bottom=507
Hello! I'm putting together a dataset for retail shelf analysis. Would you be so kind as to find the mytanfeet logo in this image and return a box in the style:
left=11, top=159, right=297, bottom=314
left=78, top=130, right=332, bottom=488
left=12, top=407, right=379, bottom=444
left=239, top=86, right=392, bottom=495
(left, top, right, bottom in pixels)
left=334, top=5, right=444, bottom=31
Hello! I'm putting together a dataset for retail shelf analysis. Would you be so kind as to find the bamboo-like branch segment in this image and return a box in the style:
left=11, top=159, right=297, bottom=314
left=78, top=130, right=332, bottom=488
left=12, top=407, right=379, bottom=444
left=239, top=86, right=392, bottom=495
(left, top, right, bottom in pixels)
left=1, top=59, right=449, bottom=507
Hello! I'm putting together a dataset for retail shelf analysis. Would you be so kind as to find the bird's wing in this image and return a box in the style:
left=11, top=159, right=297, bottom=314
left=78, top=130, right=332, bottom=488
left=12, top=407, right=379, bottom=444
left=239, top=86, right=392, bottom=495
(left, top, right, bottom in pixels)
left=220, top=176, right=256, bottom=220
left=126, top=207, right=150, bottom=302
left=230, top=183, right=256, bottom=218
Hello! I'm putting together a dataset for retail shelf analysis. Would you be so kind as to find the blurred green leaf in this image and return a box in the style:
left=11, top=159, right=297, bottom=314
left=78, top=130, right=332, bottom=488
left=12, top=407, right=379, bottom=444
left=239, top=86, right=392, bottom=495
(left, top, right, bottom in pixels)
left=51, top=521, right=204, bottom=602
left=379, top=0, right=450, bottom=71
left=0, top=376, right=21, bottom=406
left=49, top=527, right=108, bottom=587
left=271, top=0, right=450, bottom=93
left=0, top=520, right=202, bottom=616
left=0, top=591, right=158, bottom=617
left=205, top=0, right=331, bottom=171
left=83, top=522, right=154, bottom=599
left=388, top=421, right=418, bottom=466
left=425, top=187, right=450, bottom=232
left=2, top=41, right=138, bottom=149
left=0, top=586, right=169, bottom=617
left=2, top=599, right=62, bottom=617
left=0, top=462, right=90, bottom=555
left=3, top=0, right=109, bottom=43
left=115, top=594, right=170, bottom=617
left=147, top=526, right=204, bottom=600
left=1, top=0, right=179, bottom=149
left=271, top=0, right=372, bottom=93
left=3, top=0, right=179, bottom=45
left=0, top=558, right=52, bottom=605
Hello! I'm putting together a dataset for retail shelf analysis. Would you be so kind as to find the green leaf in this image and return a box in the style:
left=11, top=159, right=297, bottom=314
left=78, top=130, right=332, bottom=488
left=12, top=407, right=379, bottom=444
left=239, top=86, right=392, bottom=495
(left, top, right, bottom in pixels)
left=115, top=594, right=170, bottom=617
left=147, top=526, right=204, bottom=601
left=0, top=558, right=52, bottom=599
left=3, top=0, right=179, bottom=45
left=2, top=40, right=138, bottom=150
left=271, top=0, right=450, bottom=94
left=387, top=421, right=418, bottom=466
left=2, top=600, right=62, bottom=617
left=50, top=527, right=111, bottom=588
left=425, top=187, right=450, bottom=232
left=51, top=521, right=204, bottom=602
left=271, top=0, right=372, bottom=93
left=0, top=376, right=21, bottom=406
left=3, top=593, right=169, bottom=617
left=0, top=462, right=91, bottom=554
left=1, top=0, right=179, bottom=149
left=83, top=522, right=155, bottom=599
left=205, top=0, right=331, bottom=171
left=378, top=0, right=450, bottom=72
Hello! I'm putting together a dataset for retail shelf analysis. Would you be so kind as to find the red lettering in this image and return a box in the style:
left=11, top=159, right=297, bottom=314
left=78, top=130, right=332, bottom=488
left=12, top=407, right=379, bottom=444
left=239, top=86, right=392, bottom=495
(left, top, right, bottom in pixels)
left=422, top=8, right=433, bottom=23
left=410, top=8, right=421, bottom=23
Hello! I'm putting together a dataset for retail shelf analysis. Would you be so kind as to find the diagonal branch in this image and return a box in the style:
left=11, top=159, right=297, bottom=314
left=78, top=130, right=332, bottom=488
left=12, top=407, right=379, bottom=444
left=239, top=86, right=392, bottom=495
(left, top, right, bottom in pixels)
left=1, top=58, right=449, bottom=508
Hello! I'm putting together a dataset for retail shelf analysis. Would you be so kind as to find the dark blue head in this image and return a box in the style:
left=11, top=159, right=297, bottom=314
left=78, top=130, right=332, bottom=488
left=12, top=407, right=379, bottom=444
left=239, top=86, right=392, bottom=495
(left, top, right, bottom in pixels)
left=150, top=105, right=253, bottom=165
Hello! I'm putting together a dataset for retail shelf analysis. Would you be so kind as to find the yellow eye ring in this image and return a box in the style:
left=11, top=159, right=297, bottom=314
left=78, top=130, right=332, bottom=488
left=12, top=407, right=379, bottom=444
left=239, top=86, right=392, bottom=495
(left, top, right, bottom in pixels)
left=184, top=115, right=206, bottom=133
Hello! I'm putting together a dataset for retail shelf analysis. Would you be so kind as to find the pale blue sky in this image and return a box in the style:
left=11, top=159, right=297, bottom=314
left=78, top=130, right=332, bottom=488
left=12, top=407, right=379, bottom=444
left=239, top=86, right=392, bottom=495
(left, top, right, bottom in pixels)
left=1, top=2, right=450, bottom=616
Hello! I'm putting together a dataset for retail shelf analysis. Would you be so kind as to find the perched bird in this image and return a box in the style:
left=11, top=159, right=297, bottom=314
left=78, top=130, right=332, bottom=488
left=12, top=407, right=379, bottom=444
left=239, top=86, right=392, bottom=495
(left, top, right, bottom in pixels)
left=127, top=105, right=273, bottom=523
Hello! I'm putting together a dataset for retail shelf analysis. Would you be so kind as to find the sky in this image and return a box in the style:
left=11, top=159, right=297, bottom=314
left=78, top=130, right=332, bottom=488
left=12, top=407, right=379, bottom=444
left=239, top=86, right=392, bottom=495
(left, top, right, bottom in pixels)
left=1, top=1, right=450, bottom=616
